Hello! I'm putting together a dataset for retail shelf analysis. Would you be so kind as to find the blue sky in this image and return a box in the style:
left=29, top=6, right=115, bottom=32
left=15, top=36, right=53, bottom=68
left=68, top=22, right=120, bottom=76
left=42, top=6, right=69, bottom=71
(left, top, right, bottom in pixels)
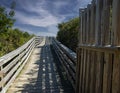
left=0, top=0, right=91, bottom=36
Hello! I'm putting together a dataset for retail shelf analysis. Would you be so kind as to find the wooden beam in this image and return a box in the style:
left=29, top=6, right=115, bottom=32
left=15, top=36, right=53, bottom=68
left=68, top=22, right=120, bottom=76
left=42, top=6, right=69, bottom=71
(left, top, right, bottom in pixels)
left=95, top=0, right=103, bottom=45
left=112, top=0, right=120, bottom=46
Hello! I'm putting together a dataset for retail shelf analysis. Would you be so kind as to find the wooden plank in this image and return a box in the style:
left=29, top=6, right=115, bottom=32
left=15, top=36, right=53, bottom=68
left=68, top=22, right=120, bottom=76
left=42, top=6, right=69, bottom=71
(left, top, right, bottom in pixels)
left=76, top=49, right=81, bottom=93
left=79, top=49, right=84, bottom=93
left=90, top=0, right=96, bottom=45
left=83, top=9, right=87, bottom=44
left=84, top=50, right=90, bottom=93
left=103, top=53, right=114, bottom=93
left=86, top=4, right=91, bottom=44
left=79, top=46, right=119, bottom=53
left=112, top=0, right=120, bottom=46
left=2, top=56, right=20, bottom=74
left=0, top=37, right=35, bottom=66
left=1, top=43, right=35, bottom=93
left=82, top=49, right=87, bottom=93
left=89, top=51, right=96, bottom=93
left=95, top=52, right=104, bottom=93
left=53, top=41, right=76, bottom=89
left=79, top=9, right=84, bottom=45
left=95, top=0, right=103, bottom=45
left=101, top=0, right=111, bottom=45
left=112, top=52, right=120, bottom=93
left=106, top=54, right=113, bottom=93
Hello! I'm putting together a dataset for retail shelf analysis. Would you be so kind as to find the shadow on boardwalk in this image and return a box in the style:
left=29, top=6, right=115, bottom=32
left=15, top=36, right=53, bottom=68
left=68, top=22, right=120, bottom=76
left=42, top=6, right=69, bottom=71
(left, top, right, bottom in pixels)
left=17, top=38, right=74, bottom=93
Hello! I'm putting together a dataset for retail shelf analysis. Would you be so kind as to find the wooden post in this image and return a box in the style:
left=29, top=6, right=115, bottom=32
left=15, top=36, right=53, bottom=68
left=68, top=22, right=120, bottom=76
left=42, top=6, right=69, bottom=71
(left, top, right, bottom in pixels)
left=112, top=0, right=120, bottom=46
left=101, top=0, right=111, bottom=45
left=79, top=49, right=84, bottom=93
left=95, top=52, right=104, bottom=93
left=89, top=51, right=96, bottom=93
left=81, top=49, right=87, bottom=93
left=90, top=0, right=96, bottom=45
left=79, top=9, right=84, bottom=46
left=95, top=0, right=103, bottom=45
left=76, top=49, right=81, bottom=93
left=86, top=5, right=91, bottom=45
left=83, top=9, right=87, bottom=44
left=85, top=50, right=90, bottom=93
left=103, top=53, right=113, bottom=93
left=112, top=52, right=120, bottom=93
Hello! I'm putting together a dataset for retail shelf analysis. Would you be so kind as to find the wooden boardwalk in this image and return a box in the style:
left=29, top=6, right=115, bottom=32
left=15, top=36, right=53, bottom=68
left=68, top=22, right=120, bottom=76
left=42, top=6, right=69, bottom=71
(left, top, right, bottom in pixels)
left=7, top=37, right=74, bottom=93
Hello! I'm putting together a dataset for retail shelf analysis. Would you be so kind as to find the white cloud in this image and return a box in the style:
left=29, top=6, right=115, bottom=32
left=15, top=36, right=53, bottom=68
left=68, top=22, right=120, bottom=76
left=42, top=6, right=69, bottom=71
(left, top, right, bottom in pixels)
left=13, top=0, right=92, bottom=36
left=14, top=0, right=66, bottom=28
left=15, top=11, right=61, bottom=27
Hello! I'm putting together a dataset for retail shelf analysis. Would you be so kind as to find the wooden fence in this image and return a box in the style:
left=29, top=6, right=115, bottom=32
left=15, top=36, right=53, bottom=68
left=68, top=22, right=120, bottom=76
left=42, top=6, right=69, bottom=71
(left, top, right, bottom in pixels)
left=0, top=37, right=42, bottom=93
left=76, top=0, right=120, bottom=93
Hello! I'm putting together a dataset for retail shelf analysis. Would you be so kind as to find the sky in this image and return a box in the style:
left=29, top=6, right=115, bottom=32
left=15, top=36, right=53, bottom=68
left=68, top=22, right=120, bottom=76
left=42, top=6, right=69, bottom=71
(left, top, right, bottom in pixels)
left=0, top=0, right=92, bottom=36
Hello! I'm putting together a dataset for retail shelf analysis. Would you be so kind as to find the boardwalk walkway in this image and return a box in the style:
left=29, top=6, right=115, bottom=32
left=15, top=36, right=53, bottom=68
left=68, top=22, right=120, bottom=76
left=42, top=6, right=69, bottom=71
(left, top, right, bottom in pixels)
left=7, top=37, right=74, bottom=93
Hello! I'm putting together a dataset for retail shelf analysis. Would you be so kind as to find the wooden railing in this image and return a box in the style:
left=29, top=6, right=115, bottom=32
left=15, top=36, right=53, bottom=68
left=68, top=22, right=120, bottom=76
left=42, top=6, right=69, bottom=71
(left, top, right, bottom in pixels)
left=52, top=38, right=76, bottom=90
left=0, top=36, right=42, bottom=93
left=76, top=0, right=120, bottom=93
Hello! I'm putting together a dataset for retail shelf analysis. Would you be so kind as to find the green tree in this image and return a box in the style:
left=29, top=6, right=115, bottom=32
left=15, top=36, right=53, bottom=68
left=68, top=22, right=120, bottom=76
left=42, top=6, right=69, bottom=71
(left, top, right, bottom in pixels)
left=57, top=17, right=79, bottom=52
left=0, top=2, right=15, bottom=32
left=0, top=3, right=34, bottom=57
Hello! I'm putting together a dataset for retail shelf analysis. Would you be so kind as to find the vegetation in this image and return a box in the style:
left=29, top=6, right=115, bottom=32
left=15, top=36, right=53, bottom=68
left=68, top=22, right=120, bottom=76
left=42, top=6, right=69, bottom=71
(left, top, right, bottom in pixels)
left=0, top=4, right=34, bottom=57
left=57, top=17, right=79, bottom=52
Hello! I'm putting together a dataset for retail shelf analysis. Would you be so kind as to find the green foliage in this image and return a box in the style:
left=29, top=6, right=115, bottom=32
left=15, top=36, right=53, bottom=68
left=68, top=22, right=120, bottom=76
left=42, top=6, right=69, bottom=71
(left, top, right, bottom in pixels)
left=0, top=29, right=34, bottom=57
left=0, top=4, right=15, bottom=32
left=57, top=17, right=79, bottom=52
left=0, top=4, right=34, bottom=57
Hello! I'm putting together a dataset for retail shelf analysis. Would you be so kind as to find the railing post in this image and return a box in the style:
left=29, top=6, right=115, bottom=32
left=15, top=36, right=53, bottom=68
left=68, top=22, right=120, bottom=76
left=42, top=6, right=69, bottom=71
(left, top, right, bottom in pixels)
left=101, top=0, right=111, bottom=46
left=95, top=0, right=103, bottom=45
left=112, top=0, right=120, bottom=46
left=84, top=50, right=90, bottom=93
left=89, top=51, right=97, bottom=93
left=95, top=52, right=104, bottom=93
left=83, top=9, right=87, bottom=45
left=76, top=49, right=81, bottom=93
left=112, top=52, right=120, bottom=93
left=79, top=49, right=84, bottom=93
left=79, top=9, right=84, bottom=46
left=86, top=4, right=91, bottom=45
left=90, top=0, right=96, bottom=45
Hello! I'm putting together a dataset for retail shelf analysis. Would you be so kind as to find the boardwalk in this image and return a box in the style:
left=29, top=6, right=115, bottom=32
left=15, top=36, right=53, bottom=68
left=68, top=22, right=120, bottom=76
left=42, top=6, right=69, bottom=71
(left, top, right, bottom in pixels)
left=7, top=37, right=74, bottom=93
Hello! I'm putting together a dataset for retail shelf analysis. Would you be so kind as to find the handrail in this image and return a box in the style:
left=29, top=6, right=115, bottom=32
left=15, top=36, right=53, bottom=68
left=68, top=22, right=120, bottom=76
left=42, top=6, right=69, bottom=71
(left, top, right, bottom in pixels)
left=52, top=38, right=76, bottom=90
left=0, top=36, right=42, bottom=93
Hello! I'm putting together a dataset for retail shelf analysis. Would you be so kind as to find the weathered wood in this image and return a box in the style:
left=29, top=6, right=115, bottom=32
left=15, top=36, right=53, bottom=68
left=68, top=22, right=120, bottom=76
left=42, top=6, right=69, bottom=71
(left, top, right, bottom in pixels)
left=112, top=52, right=120, bottom=93
left=79, top=49, right=84, bottom=93
left=81, top=49, right=87, bottom=93
left=84, top=50, right=90, bottom=93
left=77, top=0, right=120, bottom=93
left=95, top=52, right=104, bottom=93
left=79, top=9, right=84, bottom=45
left=95, top=0, right=103, bottom=45
left=0, top=37, right=41, bottom=93
left=83, top=9, right=87, bottom=44
left=112, top=0, right=120, bottom=46
left=101, top=0, right=111, bottom=45
left=52, top=38, right=76, bottom=89
left=90, top=0, right=96, bottom=45
left=89, top=51, right=96, bottom=93
left=86, top=5, right=91, bottom=44
left=75, top=49, right=81, bottom=92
